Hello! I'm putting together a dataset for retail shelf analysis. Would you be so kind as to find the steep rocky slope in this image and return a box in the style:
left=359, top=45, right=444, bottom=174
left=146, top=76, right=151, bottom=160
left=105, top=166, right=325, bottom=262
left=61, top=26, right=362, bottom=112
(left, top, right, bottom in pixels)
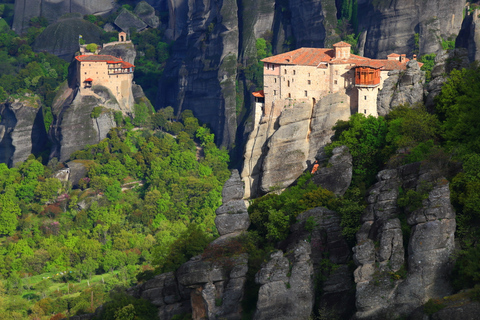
left=242, top=92, right=351, bottom=198
left=357, top=0, right=465, bottom=58
left=0, top=95, right=47, bottom=166
left=13, top=0, right=115, bottom=34
left=456, top=8, right=480, bottom=63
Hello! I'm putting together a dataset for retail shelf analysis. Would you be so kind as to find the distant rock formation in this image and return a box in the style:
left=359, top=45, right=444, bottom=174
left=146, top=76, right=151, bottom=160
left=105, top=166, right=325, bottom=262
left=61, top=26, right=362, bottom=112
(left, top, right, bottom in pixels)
left=357, top=0, right=465, bottom=58
left=13, top=0, right=115, bottom=35
left=33, top=16, right=103, bottom=61
left=377, top=60, right=426, bottom=116
left=0, top=95, right=47, bottom=166
left=133, top=1, right=160, bottom=29
left=242, top=92, right=351, bottom=198
left=353, top=162, right=456, bottom=319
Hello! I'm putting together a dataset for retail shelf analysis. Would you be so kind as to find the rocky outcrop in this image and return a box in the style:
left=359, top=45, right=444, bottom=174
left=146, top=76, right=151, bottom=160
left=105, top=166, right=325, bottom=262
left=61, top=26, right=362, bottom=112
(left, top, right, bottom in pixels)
left=425, top=48, right=469, bottom=110
left=49, top=84, right=117, bottom=162
left=287, top=207, right=355, bottom=319
left=242, top=92, right=351, bottom=198
left=33, top=16, right=103, bottom=61
left=13, top=0, right=114, bottom=35
left=215, top=170, right=250, bottom=237
left=312, top=145, right=353, bottom=196
left=353, top=162, right=456, bottom=319
left=254, top=242, right=314, bottom=320
left=134, top=1, right=160, bottom=29
left=377, top=60, right=426, bottom=116
left=0, top=96, right=47, bottom=167
left=358, top=0, right=465, bottom=58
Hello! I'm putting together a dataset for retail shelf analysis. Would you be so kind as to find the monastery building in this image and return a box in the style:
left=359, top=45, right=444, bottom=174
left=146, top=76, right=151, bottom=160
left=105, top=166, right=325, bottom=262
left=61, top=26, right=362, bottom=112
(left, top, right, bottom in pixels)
left=253, top=41, right=420, bottom=121
left=75, top=32, right=135, bottom=113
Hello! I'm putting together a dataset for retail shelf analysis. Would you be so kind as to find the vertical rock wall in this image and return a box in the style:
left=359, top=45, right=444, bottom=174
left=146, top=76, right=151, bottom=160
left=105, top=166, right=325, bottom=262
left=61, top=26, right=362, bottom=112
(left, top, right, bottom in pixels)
left=242, top=92, right=351, bottom=198
left=358, top=0, right=465, bottom=58
left=353, top=163, right=456, bottom=319
left=0, top=97, right=47, bottom=166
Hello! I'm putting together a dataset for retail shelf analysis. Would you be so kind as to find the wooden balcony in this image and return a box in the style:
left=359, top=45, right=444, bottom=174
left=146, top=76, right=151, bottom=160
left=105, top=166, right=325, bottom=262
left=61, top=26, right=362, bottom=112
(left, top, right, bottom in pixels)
left=355, top=67, right=380, bottom=87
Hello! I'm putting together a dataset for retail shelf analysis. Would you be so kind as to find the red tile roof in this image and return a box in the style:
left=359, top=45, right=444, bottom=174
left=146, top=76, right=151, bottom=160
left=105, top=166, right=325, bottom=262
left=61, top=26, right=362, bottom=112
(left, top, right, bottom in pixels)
left=333, top=41, right=352, bottom=47
left=252, top=90, right=264, bottom=98
left=75, top=55, right=135, bottom=68
left=261, top=47, right=419, bottom=71
left=84, top=78, right=93, bottom=82
left=387, top=53, right=400, bottom=57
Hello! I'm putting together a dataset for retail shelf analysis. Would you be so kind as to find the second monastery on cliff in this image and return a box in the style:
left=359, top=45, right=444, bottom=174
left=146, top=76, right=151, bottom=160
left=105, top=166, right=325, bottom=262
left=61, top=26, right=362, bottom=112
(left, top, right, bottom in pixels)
left=253, top=41, right=421, bottom=121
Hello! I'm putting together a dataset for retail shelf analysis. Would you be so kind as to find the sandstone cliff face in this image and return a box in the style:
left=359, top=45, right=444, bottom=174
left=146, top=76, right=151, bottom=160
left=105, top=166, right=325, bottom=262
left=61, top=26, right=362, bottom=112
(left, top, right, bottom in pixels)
left=353, top=162, right=455, bottom=319
left=0, top=96, right=47, bottom=166
left=358, top=0, right=465, bottom=58
left=242, top=92, right=351, bottom=198
left=13, top=0, right=115, bottom=34
left=254, top=242, right=314, bottom=320
left=49, top=89, right=117, bottom=162
left=377, top=60, right=426, bottom=116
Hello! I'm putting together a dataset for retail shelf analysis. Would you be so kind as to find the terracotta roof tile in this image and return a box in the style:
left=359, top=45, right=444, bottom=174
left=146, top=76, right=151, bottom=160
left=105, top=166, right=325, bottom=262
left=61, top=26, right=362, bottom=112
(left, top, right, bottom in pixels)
left=262, top=48, right=334, bottom=66
left=333, top=41, right=352, bottom=47
left=252, top=90, right=264, bottom=98
left=84, top=78, right=93, bottom=82
left=75, top=55, right=135, bottom=68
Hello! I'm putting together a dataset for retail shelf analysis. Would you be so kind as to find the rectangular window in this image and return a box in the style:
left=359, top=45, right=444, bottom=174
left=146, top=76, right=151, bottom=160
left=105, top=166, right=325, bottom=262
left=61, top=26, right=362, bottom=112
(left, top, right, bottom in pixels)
left=334, top=80, right=337, bottom=85
left=364, top=96, right=367, bottom=100
left=274, top=90, right=277, bottom=95
left=308, top=80, right=311, bottom=85
left=284, top=69, right=287, bottom=75
left=274, top=78, right=277, bottom=83
left=293, top=70, right=296, bottom=75
left=364, top=109, right=367, bottom=114
left=304, top=91, right=307, bottom=97
left=272, top=65, right=275, bottom=70
left=288, top=93, right=291, bottom=98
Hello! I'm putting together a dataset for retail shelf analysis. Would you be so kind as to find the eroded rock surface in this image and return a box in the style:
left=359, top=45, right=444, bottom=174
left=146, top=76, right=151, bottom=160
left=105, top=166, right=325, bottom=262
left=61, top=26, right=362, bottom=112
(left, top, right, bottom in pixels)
left=312, top=145, right=352, bottom=196
left=377, top=60, right=426, bottom=116
left=215, top=170, right=250, bottom=236
left=357, top=0, right=465, bottom=58
left=287, top=207, right=355, bottom=319
left=0, top=96, right=47, bottom=166
left=457, top=8, right=480, bottom=63
left=13, top=0, right=114, bottom=34
left=242, top=92, right=351, bottom=198
left=254, top=242, right=314, bottom=320
left=353, top=162, right=456, bottom=319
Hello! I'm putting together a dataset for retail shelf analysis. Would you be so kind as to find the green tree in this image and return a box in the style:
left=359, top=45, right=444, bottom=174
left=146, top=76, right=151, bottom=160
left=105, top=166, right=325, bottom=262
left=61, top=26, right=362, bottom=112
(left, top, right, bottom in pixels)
left=86, top=43, right=98, bottom=53
left=0, top=191, right=20, bottom=236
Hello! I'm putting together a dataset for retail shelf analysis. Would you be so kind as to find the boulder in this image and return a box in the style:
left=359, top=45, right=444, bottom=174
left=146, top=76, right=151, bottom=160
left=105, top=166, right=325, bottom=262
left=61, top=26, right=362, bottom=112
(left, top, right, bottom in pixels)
left=134, top=1, right=160, bottom=28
